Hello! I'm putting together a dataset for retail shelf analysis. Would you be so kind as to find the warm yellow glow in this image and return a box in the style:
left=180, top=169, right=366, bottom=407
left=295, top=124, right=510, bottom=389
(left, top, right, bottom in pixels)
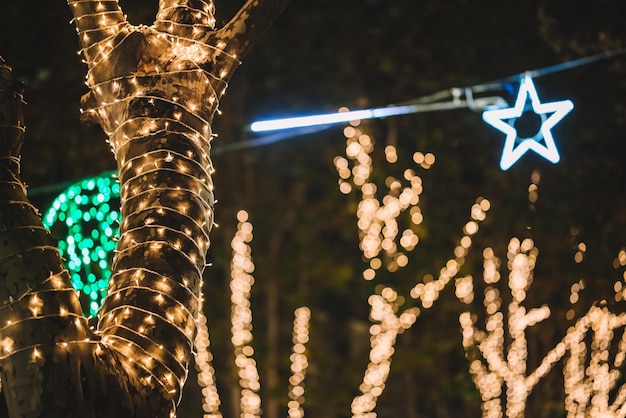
left=409, top=197, right=489, bottom=311
left=288, top=307, right=311, bottom=418
left=563, top=305, right=626, bottom=417
left=458, top=238, right=556, bottom=418
left=351, top=287, right=419, bottom=418
left=334, top=120, right=426, bottom=279
left=66, top=1, right=241, bottom=411
left=337, top=122, right=491, bottom=417
left=194, top=311, right=222, bottom=417
left=528, top=170, right=540, bottom=203
left=0, top=270, right=91, bottom=366
left=230, top=211, right=262, bottom=417
left=457, top=240, right=626, bottom=418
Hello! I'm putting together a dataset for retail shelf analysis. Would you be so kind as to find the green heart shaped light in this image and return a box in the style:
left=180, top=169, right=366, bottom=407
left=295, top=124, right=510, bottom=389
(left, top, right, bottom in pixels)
left=42, top=174, right=120, bottom=316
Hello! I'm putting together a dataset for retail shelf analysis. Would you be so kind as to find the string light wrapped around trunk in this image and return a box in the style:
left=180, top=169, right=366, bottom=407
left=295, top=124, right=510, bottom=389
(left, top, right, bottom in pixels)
left=65, top=0, right=293, bottom=414
left=85, top=18, right=227, bottom=399
left=0, top=57, right=104, bottom=417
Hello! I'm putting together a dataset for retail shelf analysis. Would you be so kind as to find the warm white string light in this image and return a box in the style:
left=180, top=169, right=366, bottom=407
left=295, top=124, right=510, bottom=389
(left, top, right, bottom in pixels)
left=338, top=120, right=490, bottom=417
left=1, top=59, right=100, bottom=415
left=0, top=272, right=92, bottom=360
left=194, top=310, right=222, bottom=418
left=287, top=307, right=311, bottom=418
left=351, top=287, right=419, bottom=418
left=410, top=197, right=489, bottom=309
left=351, top=198, right=489, bottom=418
left=66, top=0, right=229, bottom=410
left=458, top=239, right=626, bottom=418
left=333, top=114, right=426, bottom=281
left=63, top=0, right=289, bottom=414
left=62, top=0, right=284, bottom=413
left=563, top=304, right=626, bottom=417
left=455, top=172, right=626, bottom=418
left=335, top=121, right=422, bottom=418
left=459, top=238, right=557, bottom=418
left=230, top=210, right=262, bottom=418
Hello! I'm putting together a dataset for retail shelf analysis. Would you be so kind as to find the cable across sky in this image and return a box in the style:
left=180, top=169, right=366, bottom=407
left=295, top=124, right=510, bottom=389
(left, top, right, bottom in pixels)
left=28, top=47, right=626, bottom=196
left=249, top=47, right=626, bottom=133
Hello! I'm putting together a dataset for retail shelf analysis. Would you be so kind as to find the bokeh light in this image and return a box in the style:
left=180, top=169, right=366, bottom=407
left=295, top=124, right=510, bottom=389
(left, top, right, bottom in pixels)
left=42, top=174, right=120, bottom=316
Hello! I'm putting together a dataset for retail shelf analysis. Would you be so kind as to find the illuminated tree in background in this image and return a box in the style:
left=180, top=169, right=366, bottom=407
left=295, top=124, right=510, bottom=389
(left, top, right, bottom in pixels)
left=333, top=121, right=490, bottom=417
left=0, top=0, right=290, bottom=415
left=457, top=237, right=626, bottom=418
left=332, top=121, right=626, bottom=418
left=449, top=168, right=626, bottom=418
left=458, top=238, right=559, bottom=418
left=229, top=210, right=262, bottom=417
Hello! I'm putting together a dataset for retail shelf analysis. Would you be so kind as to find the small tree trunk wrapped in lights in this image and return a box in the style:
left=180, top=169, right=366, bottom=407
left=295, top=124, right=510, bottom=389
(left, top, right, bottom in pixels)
left=0, top=57, right=139, bottom=418
left=0, top=0, right=290, bottom=416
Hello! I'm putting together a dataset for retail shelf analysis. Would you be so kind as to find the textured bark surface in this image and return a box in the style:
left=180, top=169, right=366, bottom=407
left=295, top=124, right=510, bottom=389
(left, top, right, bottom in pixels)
left=0, top=58, right=141, bottom=418
left=0, top=0, right=291, bottom=417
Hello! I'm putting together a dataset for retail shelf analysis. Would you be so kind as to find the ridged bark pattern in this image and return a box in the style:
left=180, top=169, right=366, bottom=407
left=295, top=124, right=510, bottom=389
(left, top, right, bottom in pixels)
left=0, top=58, right=141, bottom=418
left=0, top=0, right=291, bottom=415
left=67, top=0, right=292, bottom=415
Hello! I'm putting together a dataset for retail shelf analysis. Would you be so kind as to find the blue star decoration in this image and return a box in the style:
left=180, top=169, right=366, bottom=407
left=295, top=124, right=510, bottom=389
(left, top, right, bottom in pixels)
left=482, top=74, right=574, bottom=170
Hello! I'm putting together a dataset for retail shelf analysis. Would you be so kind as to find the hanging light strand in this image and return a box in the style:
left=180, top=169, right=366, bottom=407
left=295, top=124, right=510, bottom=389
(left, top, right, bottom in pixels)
left=230, top=210, right=262, bottom=418
left=194, top=310, right=222, bottom=418
left=287, top=307, right=311, bottom=418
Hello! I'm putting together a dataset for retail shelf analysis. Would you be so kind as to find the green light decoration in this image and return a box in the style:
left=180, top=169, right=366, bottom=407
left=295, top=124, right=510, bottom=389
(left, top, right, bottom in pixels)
left=42, top=174, right=121, bottom=317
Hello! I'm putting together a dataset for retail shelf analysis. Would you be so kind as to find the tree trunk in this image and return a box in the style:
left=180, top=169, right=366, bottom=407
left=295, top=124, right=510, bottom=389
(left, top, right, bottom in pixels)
left=0, top=0, right=291, bottom=416
left=0, top=56, right=140, bottom=418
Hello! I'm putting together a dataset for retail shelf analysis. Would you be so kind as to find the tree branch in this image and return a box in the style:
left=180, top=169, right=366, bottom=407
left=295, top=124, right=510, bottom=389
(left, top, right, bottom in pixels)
left=217, top=0, right=293, bottom=61
left=67, top=0, right=129, bottom=67
left=155, top=0, right=216, bottom=35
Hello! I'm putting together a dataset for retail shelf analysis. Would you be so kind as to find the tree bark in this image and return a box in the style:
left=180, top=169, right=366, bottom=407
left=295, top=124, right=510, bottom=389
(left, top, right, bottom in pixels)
left=0, top=57, right=142, bottom=418
left=0, top=0, right=291, bottom=416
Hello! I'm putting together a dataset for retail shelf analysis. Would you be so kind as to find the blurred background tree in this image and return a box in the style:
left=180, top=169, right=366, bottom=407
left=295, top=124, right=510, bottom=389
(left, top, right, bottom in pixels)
left=1, top=1, right=625, bottom=417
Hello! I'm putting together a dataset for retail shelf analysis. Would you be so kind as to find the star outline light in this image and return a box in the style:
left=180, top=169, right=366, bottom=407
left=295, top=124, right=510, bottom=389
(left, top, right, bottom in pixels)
left=482, top=74, right=574, bottom=170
